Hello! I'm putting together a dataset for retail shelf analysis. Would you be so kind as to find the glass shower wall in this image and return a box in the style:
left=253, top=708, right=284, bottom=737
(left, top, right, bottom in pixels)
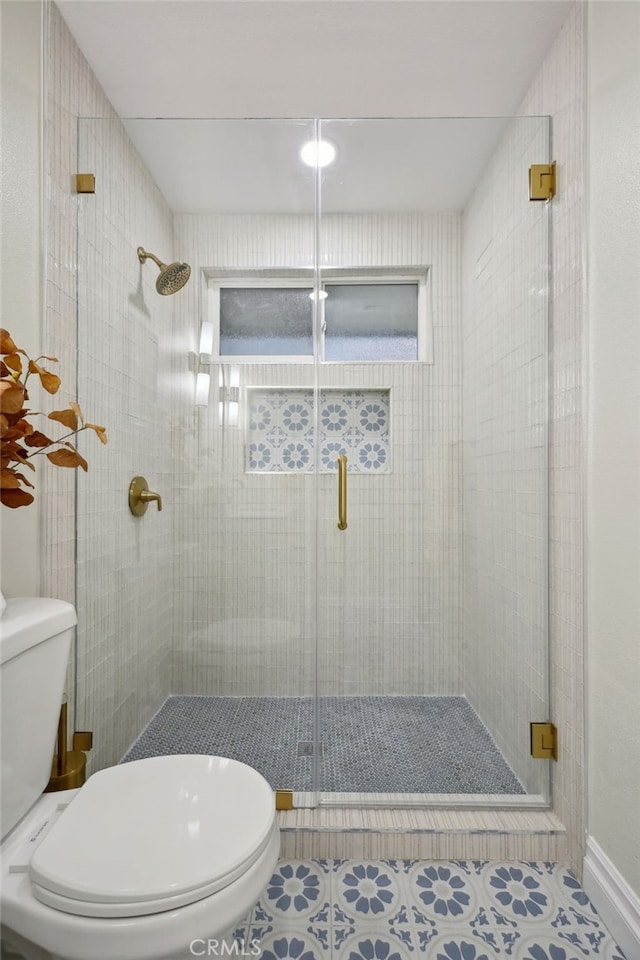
left=169, top=121, right=321, bottom=805
left=75, top=115, right=551, bottom=805
left=316, top=117, right=551, bottom=803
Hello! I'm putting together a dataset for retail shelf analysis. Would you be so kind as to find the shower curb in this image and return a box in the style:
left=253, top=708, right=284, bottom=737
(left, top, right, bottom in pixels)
left=277, top=808, right=567, bottom=862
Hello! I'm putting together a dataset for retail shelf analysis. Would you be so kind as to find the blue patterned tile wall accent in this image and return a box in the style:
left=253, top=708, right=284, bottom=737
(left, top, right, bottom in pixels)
left=247, top=389, right=391, bottom=473
left=229, top=860, right=626, bottom=959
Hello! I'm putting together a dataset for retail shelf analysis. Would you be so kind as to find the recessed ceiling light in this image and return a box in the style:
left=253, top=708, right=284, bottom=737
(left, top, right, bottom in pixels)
left=300, top=139, right=337, bottom=168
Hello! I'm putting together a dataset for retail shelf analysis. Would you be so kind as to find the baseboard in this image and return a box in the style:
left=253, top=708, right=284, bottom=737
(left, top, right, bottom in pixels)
left=583, top=835, right=640, bottom=960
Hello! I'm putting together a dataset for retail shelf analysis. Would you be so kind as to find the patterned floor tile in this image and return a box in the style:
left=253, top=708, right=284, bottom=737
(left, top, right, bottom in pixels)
left=333, top=930, right=416, bottom=958
left=253, top=930, right=328, bottom=959
left=470, top=861, right=626, bottom=958
left=406, top=860, right=483, bottom=924
left=332, top=861, right=405, bottom=923
left=255, top=860, right=332, bottom=921
left=245, top=860, right=627, bottom=960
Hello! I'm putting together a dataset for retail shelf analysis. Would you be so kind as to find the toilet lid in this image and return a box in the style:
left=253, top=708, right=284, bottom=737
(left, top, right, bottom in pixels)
left=29, top=755, right=276, bottom=918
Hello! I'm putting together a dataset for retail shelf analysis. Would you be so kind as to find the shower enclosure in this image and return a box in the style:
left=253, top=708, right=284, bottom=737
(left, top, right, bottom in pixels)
left=74, top=116, right=551, bottom=808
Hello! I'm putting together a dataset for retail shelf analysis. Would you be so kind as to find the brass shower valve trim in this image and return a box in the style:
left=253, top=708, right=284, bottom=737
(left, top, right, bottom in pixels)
left=129, top=476, right=163, bottom=516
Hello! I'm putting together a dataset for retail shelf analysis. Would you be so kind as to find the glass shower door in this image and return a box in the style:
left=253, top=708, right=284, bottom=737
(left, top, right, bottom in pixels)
left=315, top=117, right=551, bottom=804
left=172, top=120, right=322, bottom=807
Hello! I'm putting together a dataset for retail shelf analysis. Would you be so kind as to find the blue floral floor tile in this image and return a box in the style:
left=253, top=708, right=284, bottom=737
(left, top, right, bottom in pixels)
left=246, top=860, right=627, bottom=959
left=335, top=931, right=415, bottom=959
left=259, top=860, right=332, bottom=921
left=255, top=931, right=328, bottom=959
left=333, top=861, right=405, bottom=923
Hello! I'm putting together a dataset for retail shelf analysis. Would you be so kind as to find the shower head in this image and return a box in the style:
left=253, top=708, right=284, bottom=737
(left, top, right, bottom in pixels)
left=137, top=247, right=191, bottom=295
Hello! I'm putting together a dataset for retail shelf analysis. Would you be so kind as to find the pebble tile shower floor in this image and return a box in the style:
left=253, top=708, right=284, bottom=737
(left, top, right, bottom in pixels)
left=221, top=859, right=626, bottom=959
left=123, top=696, right=525, bottom=794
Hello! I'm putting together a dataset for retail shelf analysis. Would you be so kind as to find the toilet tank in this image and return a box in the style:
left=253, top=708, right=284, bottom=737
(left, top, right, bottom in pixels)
left=0, top=598, right=76, bottom=839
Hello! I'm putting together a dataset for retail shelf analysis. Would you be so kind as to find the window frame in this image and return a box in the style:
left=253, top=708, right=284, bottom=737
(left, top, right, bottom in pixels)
left=207, top=266, right=432, bottom=364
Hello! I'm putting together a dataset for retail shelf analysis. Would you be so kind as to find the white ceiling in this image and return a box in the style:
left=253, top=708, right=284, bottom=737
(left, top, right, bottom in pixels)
left=57, top=1, right=572, bottom=119
left=119, top=116, right=539, bottom=213
left=58, top=0, right=571, bottom=214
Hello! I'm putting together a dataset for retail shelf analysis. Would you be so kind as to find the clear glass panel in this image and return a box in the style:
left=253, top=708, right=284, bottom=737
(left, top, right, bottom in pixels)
left=317, top=117, right=550, bottom=804
left=323, top=283, right=418, bottom=361
left=76, top=119, right=321, bottom=805
left=219, top=286, right=313, bottom=356
left=75, top=115, right=550, bottom=810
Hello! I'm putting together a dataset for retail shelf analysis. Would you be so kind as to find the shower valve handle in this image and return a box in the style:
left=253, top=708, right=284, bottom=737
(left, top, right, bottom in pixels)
left=139, top=489, right=162, bottom=511
left=129, top=476, right=162, bottom=516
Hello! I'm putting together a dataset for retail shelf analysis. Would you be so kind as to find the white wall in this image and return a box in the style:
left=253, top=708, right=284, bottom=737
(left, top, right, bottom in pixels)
left=586, top=0, right=640, bottom=919
left=0, top=1, right=42, bottom=598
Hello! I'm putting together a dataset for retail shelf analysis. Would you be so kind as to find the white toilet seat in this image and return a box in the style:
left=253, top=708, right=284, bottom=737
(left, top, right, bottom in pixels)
left=1, top=788, right=280, bottom=960
left=28, top=755, right=276, bottom=919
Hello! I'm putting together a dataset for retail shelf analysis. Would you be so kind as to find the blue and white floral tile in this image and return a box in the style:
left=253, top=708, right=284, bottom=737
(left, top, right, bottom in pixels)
left=259, top=861, right=332, bottom=921
left=331, top=861, right=418, bottom=955
left=250, top=860, right=333, bottom=957
left=252, top=931, right=327, bottom=960
left=245, top=860, right=627, bottom=960
left=246, top=389, right=391, bottom=474
left=474, top=861, right=627, bottom=959
left=335, top=932, right=415, bottom=959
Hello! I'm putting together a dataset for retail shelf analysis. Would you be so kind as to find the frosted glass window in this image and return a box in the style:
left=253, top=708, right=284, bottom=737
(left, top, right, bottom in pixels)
left=209, top=270, right=431, bottom=362
left=220, top=287, right=313, bottom=357
left=323, top=284, right=418, bottom=361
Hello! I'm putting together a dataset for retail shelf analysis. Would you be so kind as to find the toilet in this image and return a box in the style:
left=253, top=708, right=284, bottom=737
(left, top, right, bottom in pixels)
left=0, top=598, right=280, bottom=960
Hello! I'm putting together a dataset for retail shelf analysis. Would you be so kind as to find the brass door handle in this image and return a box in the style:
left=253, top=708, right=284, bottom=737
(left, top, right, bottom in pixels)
left=337, top=454, right=347, bottom=530
left=129, top=476, right=162, bottom=516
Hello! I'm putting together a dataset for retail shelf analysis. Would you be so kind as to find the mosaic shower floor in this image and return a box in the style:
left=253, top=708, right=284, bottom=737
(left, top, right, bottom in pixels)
left=226, top=859, right=626, bottom=959
left=123, top=695, right=525, bottom=794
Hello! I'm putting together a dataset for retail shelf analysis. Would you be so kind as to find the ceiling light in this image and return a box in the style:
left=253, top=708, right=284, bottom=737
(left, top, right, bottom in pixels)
left=300, top=139, right=336, bottom=168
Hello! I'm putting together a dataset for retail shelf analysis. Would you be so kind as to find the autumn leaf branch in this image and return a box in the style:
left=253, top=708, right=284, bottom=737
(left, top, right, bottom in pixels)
left=1, top=329, right=108, bottom=508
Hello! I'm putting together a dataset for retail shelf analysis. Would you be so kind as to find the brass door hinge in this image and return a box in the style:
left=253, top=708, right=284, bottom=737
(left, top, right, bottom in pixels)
left=76, top=173, right=96, bottom=194
left=275, top=789, right=294, bottom=811
left=530, top=722, right=558, bottom=760
left=529, top=163, right=556, bottom=201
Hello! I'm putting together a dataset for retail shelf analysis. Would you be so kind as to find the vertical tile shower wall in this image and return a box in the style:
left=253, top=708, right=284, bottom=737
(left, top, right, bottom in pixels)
left=44, top=6, right=176, bottom=772
left=75, top=118, right=176, bottom=772
left=461, top=117, right=550, bottom=797
left=172, top=212, right=462, bottom=698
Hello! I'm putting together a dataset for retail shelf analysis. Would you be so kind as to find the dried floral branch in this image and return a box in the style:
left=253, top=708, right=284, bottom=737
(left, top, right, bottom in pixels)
left=0, top=329, right=108, bottom=508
